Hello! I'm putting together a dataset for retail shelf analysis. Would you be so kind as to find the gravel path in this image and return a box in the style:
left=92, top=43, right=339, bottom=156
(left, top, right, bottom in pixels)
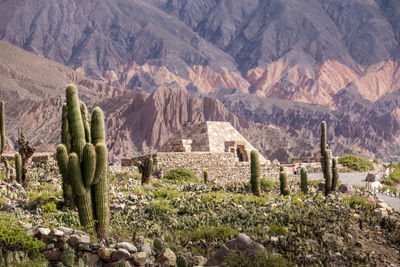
left=308, top=172, right=400, bottom=212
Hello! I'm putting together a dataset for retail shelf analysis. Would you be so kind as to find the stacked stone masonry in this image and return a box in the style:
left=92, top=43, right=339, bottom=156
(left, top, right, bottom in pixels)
left=124, top=152, right=280, bottom=182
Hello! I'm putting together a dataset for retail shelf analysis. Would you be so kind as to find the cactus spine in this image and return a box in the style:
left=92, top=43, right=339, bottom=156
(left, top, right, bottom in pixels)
left=250, top=150, right=261, bottom=196
left=300, top=167, right=308, bottom=194
left=56, top=84, right=109, bottom=238
left=203, top=170, right=208, bottom=184
left=280, top=171, right=290, bottom=196
left=15, top=152, right=22, bottom=184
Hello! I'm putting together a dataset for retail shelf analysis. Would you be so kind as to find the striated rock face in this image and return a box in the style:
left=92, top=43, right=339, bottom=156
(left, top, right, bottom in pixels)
left=1, top=0, right=400, bottom=161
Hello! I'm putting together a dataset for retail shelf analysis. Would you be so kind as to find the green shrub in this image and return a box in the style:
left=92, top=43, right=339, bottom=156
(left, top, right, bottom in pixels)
left=341, top=195, right=373, bottom=211
left=147, top=200, right=177, bottom=216
left=388, top=168, right=400, bottom=184
left=225, top=250, right=293, bottom=267
left=163, top=168, right=199, bottom=183
left=42, top=202, right=57, bottom=213
left=267, top=225, right=287, bottom=236
left=188, top=226, right=238, bottom=243
left=260, top=178, right=277, bottom=192
left=338, top=154, right=372, bottom=172
left=0, top=213, right=45, bottom=257
left=153, top=187, right=183, bottom=200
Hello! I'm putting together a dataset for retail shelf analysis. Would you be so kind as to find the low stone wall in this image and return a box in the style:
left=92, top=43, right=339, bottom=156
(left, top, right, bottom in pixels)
left=3, top=152, right=54, bottom=163
left=123, top=152, right=280, bottom=183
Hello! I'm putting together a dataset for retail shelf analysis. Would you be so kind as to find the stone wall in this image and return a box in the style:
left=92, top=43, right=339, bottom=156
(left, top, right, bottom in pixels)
left=123, top=152, right=280, bottom=183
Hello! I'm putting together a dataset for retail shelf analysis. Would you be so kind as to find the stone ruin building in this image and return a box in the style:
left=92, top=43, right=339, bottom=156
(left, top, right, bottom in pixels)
left=122, top=121, right=280, bottom=182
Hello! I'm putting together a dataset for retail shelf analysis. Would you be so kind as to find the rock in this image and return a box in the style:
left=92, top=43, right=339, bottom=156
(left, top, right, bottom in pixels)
left=327, top=194, right=335, bottom=200
left=57, top=226, right=75, bottom=234
left=270, top=236, right=279, bottom=245
left=83, top=252, right=101, bottom=266
left=69, top=233, right=91, bottom=247
left=156, top=248, right=176, bottom=264
left=339, top=184, right=354, bottom=193
left=353, top=213, right=361, bottom=219
left=374, top=208, right=389, bottom=218
left=111, top=248, right=131, bottom=262
left=47, top=244, right=55, bottom=250
left=49, top=229, right=65, bottom=237
left=33, top=226, right=51, bottom=239
left=132, top=252, right=147, bottom=266
left=78, top=243, right=92, bottom=251
left=43, top=248, right=61, bottom=261
left=116, top=242, right=137, bottom=253
left=193, top=255, right=207, bottom=265
left=140, top=243, right=152, bottom=257
left=97, top=247, right=115, bottom=261
left=378, top=202, right=393, bottom=213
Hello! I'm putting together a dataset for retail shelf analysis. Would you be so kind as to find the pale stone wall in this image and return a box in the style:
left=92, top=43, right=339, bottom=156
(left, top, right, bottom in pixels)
left=123, top=152, right=280, bottom=183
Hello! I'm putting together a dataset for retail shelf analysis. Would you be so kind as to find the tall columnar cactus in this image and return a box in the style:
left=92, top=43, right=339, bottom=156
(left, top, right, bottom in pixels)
left=176, top=255, right=188, bottom=267
left=203, top=170, right=209, bottom=184
left=279, top=171, right=290, bottom=196
left=324, top=149, right=333, bottom=196
left=15, top=152, right=22, bottom=184
left=320, top=121, right=327, bottom=179
left=56, top=84, right=109, bottom=238
left=332, top=158, right=339, bottom=191
left=300, top=167, right=308, bottom=194
left=138, top=156, right=154, bottom=185
left=250, top=150, right=261, bottom=196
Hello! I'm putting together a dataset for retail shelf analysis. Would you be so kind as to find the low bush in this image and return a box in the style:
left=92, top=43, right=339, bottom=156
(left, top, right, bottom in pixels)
left=342, top=195, right=373, bottom=211
left=0, top=213, right=45, bottom=257
left=153, top=187, right=183, bottom=200
left=225, top=250, right=294, bottom=267
left=260, top=178, right=278, bottom=192
left=163, top=168, right=199, bottom=183
left=338, top=154, right=372, bottom=172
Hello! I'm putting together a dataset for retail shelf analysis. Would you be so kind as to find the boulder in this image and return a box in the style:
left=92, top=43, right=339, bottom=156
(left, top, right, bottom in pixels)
left=69, top=233, right=91, bottom=247
left=156, top=248, right=176, bottom=264
left=97, top=247, right=115, bottom=261
left=43, top=248, right=61, bottom=261
left=132, top=252, right=147, bottom=266
left=111, top=248, right=131, bottom=262
left=339, top=184, right=354, bottom=193
left=116, top=242, right=137, bottom=253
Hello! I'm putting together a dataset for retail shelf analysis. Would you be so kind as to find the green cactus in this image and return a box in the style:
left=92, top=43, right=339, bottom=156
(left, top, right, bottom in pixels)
left=280, top=165, right=285, bottom=172
left=176, top=255, right=187, bottom=267
left=320, top=121, right=327, bottom=179
left=15, top=152, right=22, bottom=184
left=56, top=84, right=109, bottom=238
left=279, top=171, right=290, bottom=196
left=324, top=149, right=333, bottom=196
left=332, top=158, right=339, bottom=192
left=300, top=167, right=308, bottom=194
left=138, top=156, right=153, bottom=185
left=250, top=150, right=261, bottom=196
left=203, top=170, right=209, bottom=184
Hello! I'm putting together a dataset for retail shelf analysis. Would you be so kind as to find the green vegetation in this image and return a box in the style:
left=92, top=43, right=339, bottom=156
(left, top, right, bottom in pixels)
left=225, top=249, right=294, bottom=267
left=342, top=195, right=374, bottom=211
left=300, top=167, right=308, bottom=194
left=250, top=150, right=261, bottom=196
left=260, top=178, right=278, bottom=192
left=338, top=154, right=372, bottom=172
left=56, top=84, right=109, bottom=238
left=279, top=171, right=290, bottom=196
left=163, top=168, right=199, bottom=183
left=0, top=213, right=45, bottom=257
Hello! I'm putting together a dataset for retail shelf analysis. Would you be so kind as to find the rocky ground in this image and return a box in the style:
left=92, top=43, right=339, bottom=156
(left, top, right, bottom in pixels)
left=0, top=161, right=399, bottom=266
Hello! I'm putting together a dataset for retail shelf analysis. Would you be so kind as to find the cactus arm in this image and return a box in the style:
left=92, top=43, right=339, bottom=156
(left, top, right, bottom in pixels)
left=61, top=104, right=72, bottom=152
left=15, top=152, right=22, bottom=183
left=92, top=143, right=107, bottom=185
left=91, top=107, right=105, bottom=145
left=56, top=144, right=70, bottom=183
left=68, top=153, right=87, bottom=197
left=83, top=143, right=96, bottom=187
left=332, top=158, right=339, bottom=191
left=66, top=85, right=86, bottom=160
left=94, top=166, right=109, bottom=238
left=80, top=101, right=91, bottom=143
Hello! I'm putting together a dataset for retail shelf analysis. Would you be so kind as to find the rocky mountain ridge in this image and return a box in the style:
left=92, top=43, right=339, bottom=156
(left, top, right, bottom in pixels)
left=1, top=0, right=400, bottom=160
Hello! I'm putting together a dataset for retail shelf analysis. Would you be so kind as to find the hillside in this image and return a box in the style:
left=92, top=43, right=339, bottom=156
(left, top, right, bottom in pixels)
left=1, top=0, right=400, bottom=160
